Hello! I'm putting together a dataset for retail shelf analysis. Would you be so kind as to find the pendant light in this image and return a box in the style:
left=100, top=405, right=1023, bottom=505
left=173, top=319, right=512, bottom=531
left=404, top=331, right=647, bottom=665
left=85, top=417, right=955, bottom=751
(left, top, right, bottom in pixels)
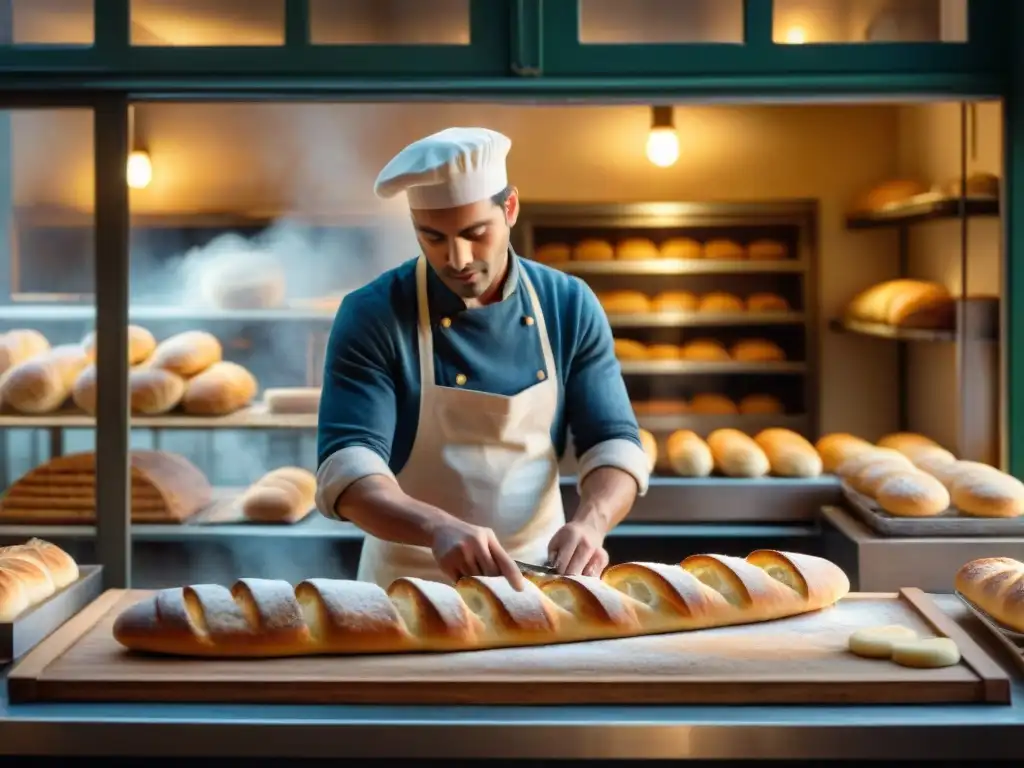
left=127, top=104, right=153, bottom=190
left=645, top=105, right=679, bottom=168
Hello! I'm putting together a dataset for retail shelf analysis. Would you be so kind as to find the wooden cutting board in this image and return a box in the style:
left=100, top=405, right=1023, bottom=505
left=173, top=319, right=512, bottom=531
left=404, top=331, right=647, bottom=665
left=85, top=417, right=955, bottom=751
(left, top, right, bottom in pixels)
left=8, top=588, right=1010, bottom=706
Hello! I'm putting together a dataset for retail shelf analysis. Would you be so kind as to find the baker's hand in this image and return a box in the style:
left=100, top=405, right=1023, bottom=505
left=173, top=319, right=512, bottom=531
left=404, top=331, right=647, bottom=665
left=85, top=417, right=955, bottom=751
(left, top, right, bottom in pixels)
left=430, top=519, right=526, bottom=590
left=548, top=521, right=609, bottom=577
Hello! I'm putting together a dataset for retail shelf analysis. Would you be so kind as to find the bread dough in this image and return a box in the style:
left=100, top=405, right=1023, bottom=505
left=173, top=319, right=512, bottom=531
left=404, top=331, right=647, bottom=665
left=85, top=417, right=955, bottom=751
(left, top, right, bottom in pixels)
left=891, top=637, right=961, bottom=669
left=848, top=624, right=918, bottom=659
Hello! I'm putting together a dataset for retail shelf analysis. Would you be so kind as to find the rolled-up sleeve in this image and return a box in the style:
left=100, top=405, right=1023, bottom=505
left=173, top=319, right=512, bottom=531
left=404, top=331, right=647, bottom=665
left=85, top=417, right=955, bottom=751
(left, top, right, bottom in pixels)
left=316, top=292, right=399, bottom=519
left=564, top=280, right=650, bottom=496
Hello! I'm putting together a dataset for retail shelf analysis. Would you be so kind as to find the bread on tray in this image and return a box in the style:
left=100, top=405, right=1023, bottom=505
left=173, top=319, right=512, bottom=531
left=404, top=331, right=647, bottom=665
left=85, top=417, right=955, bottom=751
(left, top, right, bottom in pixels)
left=955, top=557, right=1024, bottom=632
left=111, top=549, right=851, bottom=657
left=0, top=538, right=79, bottom=621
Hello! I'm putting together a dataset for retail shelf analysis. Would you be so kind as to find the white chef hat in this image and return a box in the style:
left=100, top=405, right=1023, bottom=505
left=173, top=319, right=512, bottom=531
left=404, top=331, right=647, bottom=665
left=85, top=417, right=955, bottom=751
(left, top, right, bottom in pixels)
left=374, top=127, right=512, bottom=210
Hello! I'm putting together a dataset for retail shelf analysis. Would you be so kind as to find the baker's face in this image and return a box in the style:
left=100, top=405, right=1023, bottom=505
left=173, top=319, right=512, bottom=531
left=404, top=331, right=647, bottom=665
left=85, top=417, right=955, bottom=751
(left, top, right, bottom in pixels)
left=411, top=188, right=520, bottom=300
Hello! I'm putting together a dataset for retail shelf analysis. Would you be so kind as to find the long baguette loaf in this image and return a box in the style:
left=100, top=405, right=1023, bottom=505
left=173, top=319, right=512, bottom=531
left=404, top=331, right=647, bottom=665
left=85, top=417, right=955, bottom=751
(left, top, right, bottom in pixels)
left=112, top=549, right=850, bottom=658
left=955, top=557, right=1024, bottom=632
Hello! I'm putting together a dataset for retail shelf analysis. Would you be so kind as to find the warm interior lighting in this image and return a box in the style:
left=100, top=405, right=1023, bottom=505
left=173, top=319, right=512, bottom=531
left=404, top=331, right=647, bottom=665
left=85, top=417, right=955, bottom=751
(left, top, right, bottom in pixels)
left=127, top=150, right=153, bottom=189
left=645, top=106, right=679, bottom=168
left=784, top=26, right=807, bottom=44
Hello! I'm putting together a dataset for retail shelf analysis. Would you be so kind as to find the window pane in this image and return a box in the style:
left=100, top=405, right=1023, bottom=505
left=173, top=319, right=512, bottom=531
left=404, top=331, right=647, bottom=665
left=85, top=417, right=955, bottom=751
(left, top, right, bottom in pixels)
left=310, top=0, right=470, bottom=45
left=773, top=0, right=967, bottom=44
left=4, top=0, right=93, bottom=46
left=131, top=0, right=285, bottom=46
left=579, top=0, right=743, bottom=44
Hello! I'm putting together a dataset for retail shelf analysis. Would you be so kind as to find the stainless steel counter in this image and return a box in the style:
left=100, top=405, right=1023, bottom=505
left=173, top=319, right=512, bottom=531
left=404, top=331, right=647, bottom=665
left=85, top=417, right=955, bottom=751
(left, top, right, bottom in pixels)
left=0, top=595, right=1021, bottom=759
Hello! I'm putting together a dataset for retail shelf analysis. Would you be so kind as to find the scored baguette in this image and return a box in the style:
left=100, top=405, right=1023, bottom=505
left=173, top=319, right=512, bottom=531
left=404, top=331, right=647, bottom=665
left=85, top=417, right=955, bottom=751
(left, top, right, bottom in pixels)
left=112, top=549, right=850, bottom=658
left=955, top=557, right=1024, bottom=632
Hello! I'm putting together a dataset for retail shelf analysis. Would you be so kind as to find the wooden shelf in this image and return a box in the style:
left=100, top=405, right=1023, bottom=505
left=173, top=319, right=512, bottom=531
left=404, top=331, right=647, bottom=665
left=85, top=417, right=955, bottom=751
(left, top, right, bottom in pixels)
left=845, top=195, right=1000, bottom=230
left=608, top=311, right=804, bottom=328
left=550, top=259, right=805, bottom=276
left=619, top=361, right=807, bottom=375
left=0, top=404, right=317, bottom=430
left=635, top=412, right=809, bottom=434
left=829, top=318, right=956, bottom=342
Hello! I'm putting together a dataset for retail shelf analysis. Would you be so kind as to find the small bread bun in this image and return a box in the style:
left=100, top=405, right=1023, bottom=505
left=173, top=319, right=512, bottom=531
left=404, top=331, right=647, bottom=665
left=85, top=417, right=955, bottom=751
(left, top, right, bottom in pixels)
left=910, top=446, right=958, bottom=475
left=614, top=339, right=648, bottom=360
left=877, top=432, right=939, bottom=453
left=816, top=433, right=875, bottom=474
left=747, top=240, right=788, bottom=261
left=875, top=471, right=950, bottom=517
left=834, top=447, right=913, bottom=480
left=572, top=239, right=614, bottom=261
left=698, top=292, right=744, bottom=313
left=704, top=239, right=745, bottom=260
left=597, top=291, right=651, bottom=314
left=689, top=393, right=738, bottom=415
left=665, top=430, right=714, bottom=477
left=82, top=325, right=157, bottom=366
left=533, top=243, right=571, bottom=264
left=651, top=291, right=698, bottom=313
left=730, top=339, right=786, bottom=363
left=659, top=238, right=702, bottom=260
left=746, top=293, right=790, bottom=312
left=950, top=470, right=1024, bottom=518
left=615, top=238, right=658, bottom=261
left=737, top=394, right=784, bottom=415
left=645, top=344, right=681, bottom=361
left=850, top=460, right=922, bottom=498
left=681, top=339, right=731, bottom=362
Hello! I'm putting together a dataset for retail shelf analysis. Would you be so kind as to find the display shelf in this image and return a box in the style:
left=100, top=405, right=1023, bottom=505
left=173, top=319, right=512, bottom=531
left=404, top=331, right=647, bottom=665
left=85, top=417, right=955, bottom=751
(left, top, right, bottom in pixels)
left=0, top=304, right=337, bottom=324
left=551, top=259, right=805, bottom=276
left=845, top=195, right=1000, bottom=230
left=0, top=404, right=317, bottom=430
left=608, top=311, right=804, bottom=328
left=619, top=361, right=807, bottom=375
left=635, top=412, right=809, bottom=434
left=829, top=318, right=956, bottom=342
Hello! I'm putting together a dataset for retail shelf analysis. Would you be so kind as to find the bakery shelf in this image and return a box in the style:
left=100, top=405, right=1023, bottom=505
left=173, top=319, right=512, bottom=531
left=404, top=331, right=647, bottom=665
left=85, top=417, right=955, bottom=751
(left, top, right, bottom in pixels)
left=0, top=304, right=336, bottom=324
left=552, top=259, right=805, bottom=276
left=619, top=361, right=807, bottom=375
left=845, top=195, right=1000, bottom=230
left=608, top=311, right=805, bottom=328
left=0, top=404, right=317, bottom=430
left=636, top=412, right=809, bottom=434
left=829, top=318, right=956, bottom=342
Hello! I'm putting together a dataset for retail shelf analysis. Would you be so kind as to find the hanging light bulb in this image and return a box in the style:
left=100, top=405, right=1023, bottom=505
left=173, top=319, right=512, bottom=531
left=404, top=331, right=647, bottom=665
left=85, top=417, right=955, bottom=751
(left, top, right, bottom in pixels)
left=645, top=105, right=679, bottom=168
left=784, top=25, right=807, bottom=44
left=127, top=149, right=152, bottom=189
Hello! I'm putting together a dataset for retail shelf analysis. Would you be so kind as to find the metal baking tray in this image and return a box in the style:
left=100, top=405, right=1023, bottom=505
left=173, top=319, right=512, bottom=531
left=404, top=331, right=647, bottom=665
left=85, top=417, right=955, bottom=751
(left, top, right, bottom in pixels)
left=955, top=590, right=1024, bottom=645
left=0, top=564, right=103, bottom=661
left=841, top=482, right=1024, bottom=538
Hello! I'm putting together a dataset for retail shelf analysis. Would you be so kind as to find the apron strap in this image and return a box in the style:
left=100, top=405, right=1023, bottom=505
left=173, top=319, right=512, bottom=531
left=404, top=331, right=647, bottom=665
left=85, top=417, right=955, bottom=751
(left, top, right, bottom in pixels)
left=520, top=268, right=557, bottom=380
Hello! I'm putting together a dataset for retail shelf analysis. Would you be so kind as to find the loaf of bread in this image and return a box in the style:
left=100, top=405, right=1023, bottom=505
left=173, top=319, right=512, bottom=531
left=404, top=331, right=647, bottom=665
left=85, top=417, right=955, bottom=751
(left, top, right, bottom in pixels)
left=950, top=467, right=1024, bottom=518
left=939, top=172, right=1000, bottom=199
left=0, top=538, right=80, bottom=621
left=572, top=239, right=614, bottom=261
left=698, top=292, right=744, bottom=313
left=149, top=331, right=223, bottom=377
left=846, top=279, right=953, bottom=329
left=72, top=365, right=187, bottom=416
left=240, top=467, right=317, bottom=524
left=704, top=239, right=745, bottom=261
left=849, top=459, right=922, bottom=498
left=82, top=325, right=156, bottom=366
left=665, top=430, right=713, bottom=477
left=875, top=471, right=950, bottom=517
left=651, top=291, right=698, bottom=313
left=746, top=293, right=789, bottom=312
left=613, top=339, right=648, bottom=361
left=690, top=393, right=737, bottom=415
left=645, top=344, right=681, bottom=361
left=851, top=179, right=929, bottom=213
left=638, top=429, right=658, bottom=473
left=707, top=429, right=770, bottom=478
left=923, top=459, right=1001, bottom=491
left=730, top=339, right=786, bottom=363
left=747, top=240, right=787, bottom=261
left=181, top=361, right=258, bottom=416
left=632, top=399, right=688, bottom=417
left=615, top=238, right=658, bottom=261
left=598, top=291, right=651, bottom=314
left=264, top=387, right=322, bottom=415
left=754, top=429, right=822, bottom=478
left=533, top=243, right=571, bottom=264
left=0, top=329, right=50, bottom=376
left=835, top=447, right=913, bottom=481
left=877, top=432, right=939, bottom=453
left=659, top=238, right=702, bottom=260
left=111, top=549, right=851, bottom=657
left=815, top=433, right=874, bottom=473
left=1, top=344, right=92, bottom=414
left=955, top=557, right=1024, bottom=631
left=681, top=339, right=730, bottom=362
left=738, top=394, right=784, bottom=415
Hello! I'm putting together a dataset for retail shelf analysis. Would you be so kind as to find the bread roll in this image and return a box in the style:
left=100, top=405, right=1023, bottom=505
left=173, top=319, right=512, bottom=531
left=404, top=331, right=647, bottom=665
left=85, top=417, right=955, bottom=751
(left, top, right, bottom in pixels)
left=1, top=344, right=91, bottom=414
left=659, top=238, right=702, bottom=260
left=846, top=279, right=952, bottom=328
left=638, top=429, right=657, bottom=473
left=747, top=240, right=787, bottom=261
left=615, top=238, right=658, bottom=261
left=955, top=557, right=1024, bottom=631
left=850, top=460, right=922, bottom=498
left=875, top=471, right=950, bottom=517
left=730, top=339, right=786, bottom=363
left=665, top=430, right=713, bottom=477
left=940, top=171, right=1000, bottom=199
left=851, top=179, right=928, bottom=213
left=264, top=387, right=321, bottom=415
left=241, top=466, right=317, bottom=524
left=877, top=432, right=938, bottom=453
left=707, top=428, right=770, bottom=478
left=112, top=549, right=851, bottom=657
left=71, top=365, right=186, bottom=416
left=681, top=339, right=730, bottom=362
left=633, top=399, right=688, bottom=417
left=651, top=291, right=698, bottom=313
left=698, top=292, right=744, bottom=313
left=645, top=344, right=681, bottom=361
left=909, top=445, right=958, bottom=475
left=0, top=329, right=50, bottom=376
left=598, top=291, right=651, bottom=314
left=950, top=470, right=1024, bottom=518
left=738, top=394, right=784, bottom=415
left=926, top=459, right=1002, bottom=491
left=181, top=361, right=258, bottom=416
left=690, top=393, right=737, bottom=415
left=815, top=433, right=874, bottom=473
left=704, top=239, right=744, bottom=260
left=572, top=239, right=614, bottom=262
left=150, top=331, right=223, bottom=377
left=613, top=339, right=647, bottom=361
left=82, top=325, right=156, bottom=366
left=754, top=429, right=822, bottom=478
left=533, top=243, right=571, bottom=264
left=746, top=293, right=790, bottom=312
left=835, top=447, right=913, bottom=480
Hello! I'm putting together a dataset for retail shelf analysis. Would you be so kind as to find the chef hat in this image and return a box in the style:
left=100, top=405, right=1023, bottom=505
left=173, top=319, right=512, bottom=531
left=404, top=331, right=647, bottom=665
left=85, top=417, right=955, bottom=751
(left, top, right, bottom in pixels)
left=374, top=127, right=512, bottom=210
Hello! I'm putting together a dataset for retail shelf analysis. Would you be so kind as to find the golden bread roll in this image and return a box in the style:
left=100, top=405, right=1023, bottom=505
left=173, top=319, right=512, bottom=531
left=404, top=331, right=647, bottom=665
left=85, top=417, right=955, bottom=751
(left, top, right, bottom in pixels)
left=850, top=460, right=922, bottom=498
left=112, top=549, right=851, bottom=657
left=651, top=291, right=698, bottom=313
left=597, top=291, right=651, bottom=314
left=707, top=428, right=770, bottom=478
left=835, top=447, right=913, bottom=480
left=613, top=339, right=648, bottom=361
left=82, top=325, right=157, bottom=366
left=925, top=459, right=1002, bottom=490
left=533, top=243, right=571, bottom=264
left=665, top=430, right=713, bottom=477
left=703, top=239, right=745, bottom=261
left=1, top=344, right=91, bottom=414
left=241, top=466, right=317, bottom=523
left=908, top=445, right=958, bottom=475
left=746, top=293, right=790, bottom=313
left=875, top=471, right=950, bottom=517
left=681, top=339, right=730, bottom=362
left=877, top=432, right=939, bottom=453
left=815, top=432, right=874, bottom=474
left=955, top=557, right=1024, bottom=632
left=846, top=279, right=953, bottom=328
left=730, top=339, right=786, bottom=363
left=851, top=179, right=929, bottom=213
left=149, top=331, right=223, bottom=377
left=632, top=399, right=688, bottom=417
left=747, top=240, right=787, bottom=261
left=950, top=470, right=1024, bottom=518
left=181, top=361, right=258, bottom=416
left=0, top=329, right=50, bottom=376
left=698, top=292, right=744, bottom=313
left=638, top=429, right=658, bottom=473
left=572, top=239, right=614, bottom=262
left=659, top=237, right=702, bottom=260
left=645, top=344, right=681, bottom=361
left=689, top=393, right=737, bottom=415
left=615, top=238, right=658, bottom=261
left=738, top=394, right=784, bottom=415
left=754, top=428, right=822, bottom=478
left=939, top=171, right=1000, bottom=199
left=71, top=365, right=187, bottom=416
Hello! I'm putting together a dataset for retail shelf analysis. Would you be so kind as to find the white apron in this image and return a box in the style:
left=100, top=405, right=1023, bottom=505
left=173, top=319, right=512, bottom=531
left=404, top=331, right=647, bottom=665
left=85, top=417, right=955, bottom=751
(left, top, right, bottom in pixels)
left=357, top=256, right=565, bottom=587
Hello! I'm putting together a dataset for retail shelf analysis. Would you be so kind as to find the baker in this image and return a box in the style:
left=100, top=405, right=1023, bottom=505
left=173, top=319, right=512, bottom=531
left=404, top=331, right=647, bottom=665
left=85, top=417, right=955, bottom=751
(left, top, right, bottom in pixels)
left=315, top=127, right=650, bottom=590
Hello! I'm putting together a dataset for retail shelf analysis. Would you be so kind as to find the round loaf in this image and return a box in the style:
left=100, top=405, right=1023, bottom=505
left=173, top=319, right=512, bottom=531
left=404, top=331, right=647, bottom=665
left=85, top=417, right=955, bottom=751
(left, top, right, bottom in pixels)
left=875, top=471, right=950, bottom=517
left=615, top=238, right=658, bottom=261
left=698, top=292, right=744, bottom=313
left=639, top=429, right=658, bottom=473
left=645, top=344, right=680, bottom=361
left=597, top=291, right=651, bottom=314
left=950, top=470, right=1024, bottom=518
left=704, top=239, right=745, bottom=261
left=0, top=329, right=50, bottom=375
left=746, top=293, right=789, bottom=312
left=815, top=433, right=875, bottom=474
left=665, top=430, right=713, bottom=477
left=681, top=339, right=730, bottom=362
left=533, top=243, right=571, bottom=264
left=738, top=394, right=783, bottom=415
left=181, top=361, right=258, bottom=416
left=659, top=238, right=702, bottom=260
left=613, top=339, right=647, bottom=361
left=632, top=399, right=688, bottom=417
left=747, top=240, right=787, bottom=261
left=82, top=325, right=157, bottom=366
left=754, top=428, right=822, bottom=478
left=150, top=331, right=223, bottom=377
left=851, top=179, right=928, bottom=212
left=707, top=428, right=770, bottom=478
left=572, top=239, right=614, bottom=262
left=651, top=291, right=698, bottom=313
left=730, top=339, right=785, bottom=363
left=689, top=393, right=737, bottom=415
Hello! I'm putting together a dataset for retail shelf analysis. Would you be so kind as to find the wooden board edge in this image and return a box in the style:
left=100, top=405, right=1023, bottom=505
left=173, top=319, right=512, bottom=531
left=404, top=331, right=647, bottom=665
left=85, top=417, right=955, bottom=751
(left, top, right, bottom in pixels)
left=899, top=587, right=1012, bottom=704
left=8, top=589, right=128, bottom=703
left=954, top=597, right=1024, bottom=679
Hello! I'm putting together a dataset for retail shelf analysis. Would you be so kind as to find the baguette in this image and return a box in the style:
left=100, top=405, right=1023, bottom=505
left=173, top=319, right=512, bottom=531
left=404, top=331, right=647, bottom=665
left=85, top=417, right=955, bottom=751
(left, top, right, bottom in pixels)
left=707, top=428, right=770, bottom=478
left=955, top=557, right=1024, bottom=632
left=754, top=429, right=822, bottom=478
left=111, top=549, right=850, bottom=658
left=181, top=361, right=258, bottom=416
left=665, top=430, right=713, bottom=477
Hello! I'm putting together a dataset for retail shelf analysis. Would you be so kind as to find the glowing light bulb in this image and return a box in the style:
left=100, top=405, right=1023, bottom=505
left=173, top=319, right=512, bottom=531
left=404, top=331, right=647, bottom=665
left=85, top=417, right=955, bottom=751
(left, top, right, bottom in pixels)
left=784, top=26, right=807, bottom=44
left=127, top=150, right=152, bottom=189
left=645, top=127, right=679, bottom=168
